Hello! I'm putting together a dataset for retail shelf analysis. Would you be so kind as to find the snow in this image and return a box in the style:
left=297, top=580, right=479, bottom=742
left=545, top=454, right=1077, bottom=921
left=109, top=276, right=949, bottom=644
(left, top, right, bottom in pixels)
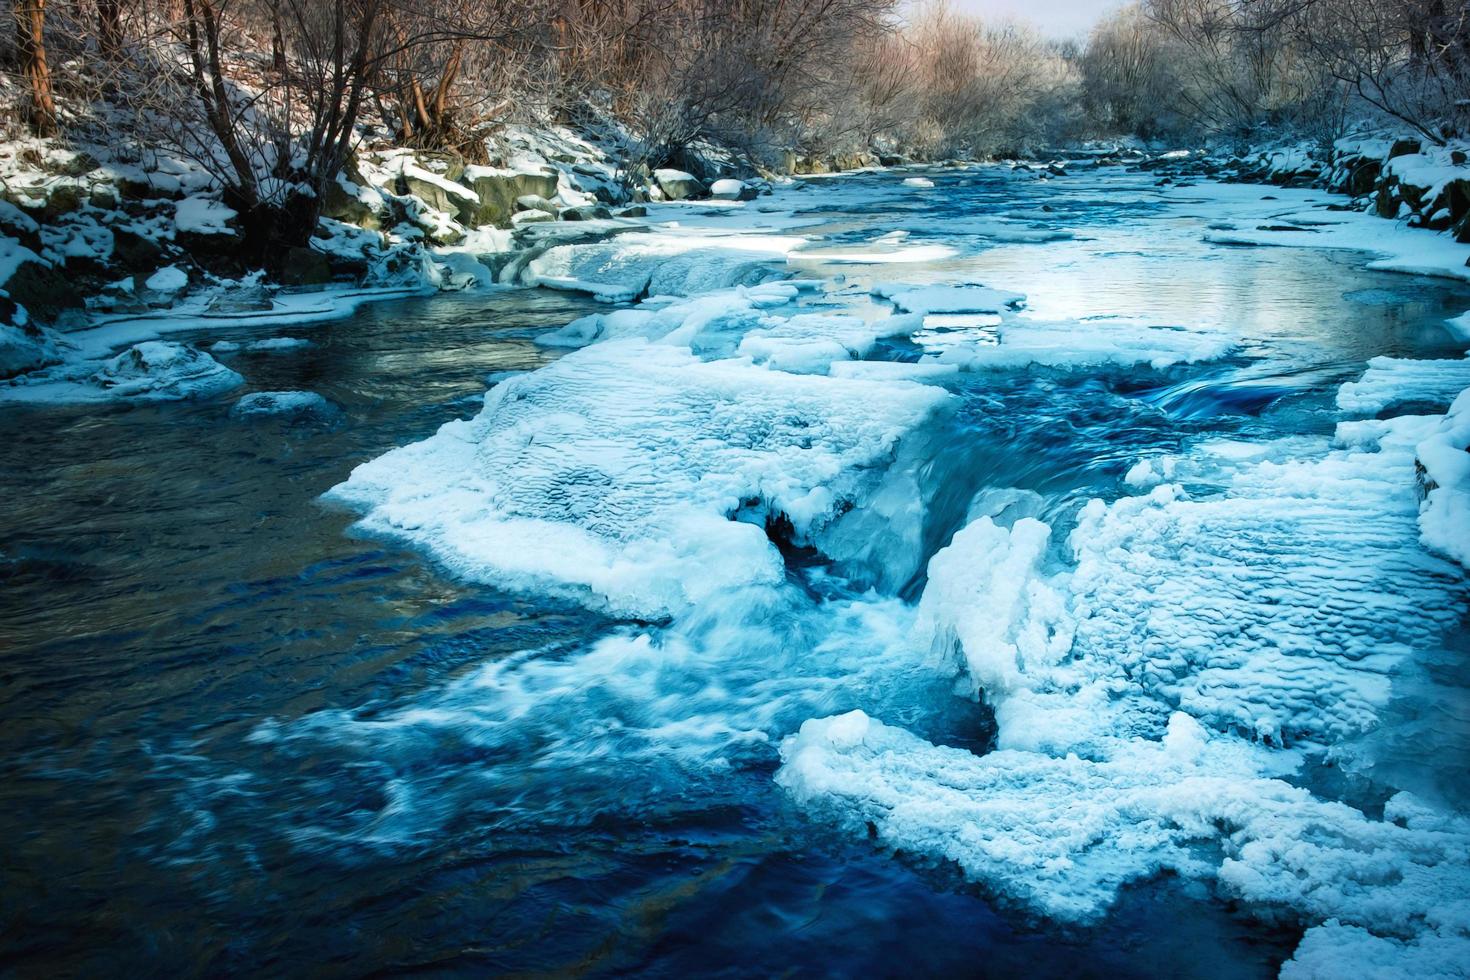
left=872, top=282, right=1026, bottom=315
left=0, top=322, right=65, bottom=378
left=1336, top=356, right=1470, bottom=414
left=1, top=341, right=243, bottom=403
left=174, top=196, right=237, bottom=235
left=327, top=339, right=952, bottom=618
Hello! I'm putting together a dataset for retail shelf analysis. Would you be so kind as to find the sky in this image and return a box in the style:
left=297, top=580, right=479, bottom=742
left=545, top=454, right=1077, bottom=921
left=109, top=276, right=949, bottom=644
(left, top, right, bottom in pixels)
left=952, top=0, right=1123, bottom=40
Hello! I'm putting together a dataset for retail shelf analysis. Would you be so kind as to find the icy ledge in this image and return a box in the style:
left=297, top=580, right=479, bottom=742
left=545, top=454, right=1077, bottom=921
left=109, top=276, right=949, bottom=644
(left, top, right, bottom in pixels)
left=327, top=338, right=951, bottom=619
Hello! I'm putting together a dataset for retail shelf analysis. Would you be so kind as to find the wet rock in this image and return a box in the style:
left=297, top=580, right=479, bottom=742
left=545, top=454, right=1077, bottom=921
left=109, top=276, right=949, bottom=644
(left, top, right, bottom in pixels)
left=230, top=390, right=339, bottom=421
left=6, top=256, right=82, bottom=322
left=559, top=205, right=612, bottom=221
left=616, top=205, right=648, bottom=218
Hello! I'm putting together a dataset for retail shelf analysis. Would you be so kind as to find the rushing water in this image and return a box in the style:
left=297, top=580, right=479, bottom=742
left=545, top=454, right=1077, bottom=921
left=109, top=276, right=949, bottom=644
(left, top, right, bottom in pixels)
left=3, top=167, right=1469, bottom=976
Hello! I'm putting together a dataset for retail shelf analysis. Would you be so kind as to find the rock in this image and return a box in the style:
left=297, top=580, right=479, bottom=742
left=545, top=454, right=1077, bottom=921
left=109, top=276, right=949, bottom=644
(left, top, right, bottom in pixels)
left=279, top=247, right=332, bottom=286
left=0, top=200, right=41, bottom=251
left=230, top=390, right=339, bottom=422
left=653, top=168, right=706, bottom=201
left=1347, top=159, right=1382, bottom=196
left=511, top=209, right=555, bottom=226
left=461, top=166, right=559, bottom=228
left=322, top=176, right=382, bottom=230
left=709, top=178, right=757, bottom=201
left=616, top=205, right=648, bottom=218
left=205, top=285, right=273, bottom=314
left=89, top=183, right=120, bottom=209
left=48, top=150, right=100, bottom=177
left=0, top=321, right=64, bottom=378
left=398, top=163, right=480, bottom=225
left=559, top=205, right=612, bottom=221
left=146, top=265, right=189, bottom=294
left=6, top=256, right=82, bottom=322
left=111, top=227, right=166, bottom=272
left=515, top=194, right=557, bottom=215
left=408, top=149, right=465, bottom=183
left=1388, top=138, right=1422, bottom=159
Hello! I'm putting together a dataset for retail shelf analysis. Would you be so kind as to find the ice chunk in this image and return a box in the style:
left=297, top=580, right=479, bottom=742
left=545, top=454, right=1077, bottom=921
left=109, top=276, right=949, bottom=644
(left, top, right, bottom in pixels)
left=328, top=339, right=952, bottom=618
left=934, top=318, right=1237, bottom=371
left=518, top=231, right=802, bottom=300
left=1336, top=356, right=1470, bottom=414
left=915, top=517, right=1074, bottom=712
left=1065, top=431, right=1467, bottom=746
left=737, top=313, right=918, bottom=374
left=872, top=283, right=1026, bottom=315
left=902, top=176, right=935, bottom=188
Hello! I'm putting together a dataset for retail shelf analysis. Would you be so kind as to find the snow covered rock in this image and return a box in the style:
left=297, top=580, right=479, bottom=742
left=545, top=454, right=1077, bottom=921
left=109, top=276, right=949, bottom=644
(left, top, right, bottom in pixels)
left=231, top=390, right=338, bottom=421
left=0, top=320, right=65, bottom=378
left=397, top=162, right=481, bottom=226
left=709, top=178, right=757, bottom=202
left=653, top=169, right=706, bottom=201
left=90, top=342, right=243, bottom=400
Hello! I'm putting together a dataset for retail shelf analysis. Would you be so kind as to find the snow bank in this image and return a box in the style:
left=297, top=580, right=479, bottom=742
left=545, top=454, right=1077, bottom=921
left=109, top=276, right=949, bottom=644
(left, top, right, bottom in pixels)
left=327, top=339, right=951, bottom=618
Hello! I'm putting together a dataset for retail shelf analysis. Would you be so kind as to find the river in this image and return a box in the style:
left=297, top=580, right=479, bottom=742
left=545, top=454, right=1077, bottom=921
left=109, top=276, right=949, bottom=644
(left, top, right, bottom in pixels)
left=3, top=164, right=1468, bottom=976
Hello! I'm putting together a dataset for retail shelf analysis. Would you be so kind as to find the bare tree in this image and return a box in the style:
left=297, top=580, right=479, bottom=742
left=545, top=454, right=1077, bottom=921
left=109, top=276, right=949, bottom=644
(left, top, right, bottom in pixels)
left=12, top=0, right=56, bottom=135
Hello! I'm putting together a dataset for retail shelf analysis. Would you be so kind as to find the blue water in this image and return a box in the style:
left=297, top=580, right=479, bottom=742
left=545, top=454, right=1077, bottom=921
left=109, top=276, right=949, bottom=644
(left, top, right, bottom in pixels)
left=3, top=167, right=1469, bottom=976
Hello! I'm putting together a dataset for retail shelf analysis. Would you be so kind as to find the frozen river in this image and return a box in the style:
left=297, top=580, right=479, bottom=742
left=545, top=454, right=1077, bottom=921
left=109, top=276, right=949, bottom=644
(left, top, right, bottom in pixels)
left=3, top=164, right=1468, bottom=976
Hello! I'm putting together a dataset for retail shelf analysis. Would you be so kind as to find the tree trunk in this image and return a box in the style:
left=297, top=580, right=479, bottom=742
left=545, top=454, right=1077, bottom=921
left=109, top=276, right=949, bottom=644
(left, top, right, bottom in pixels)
left=97, top=0, right=123, bottom=58
left=13, top=0, right=57, bottom=136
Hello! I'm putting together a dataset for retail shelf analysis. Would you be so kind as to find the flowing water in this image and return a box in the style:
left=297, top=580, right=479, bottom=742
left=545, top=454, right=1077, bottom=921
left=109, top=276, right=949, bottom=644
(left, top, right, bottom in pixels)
left=3, top=167, right=1468, bottom=976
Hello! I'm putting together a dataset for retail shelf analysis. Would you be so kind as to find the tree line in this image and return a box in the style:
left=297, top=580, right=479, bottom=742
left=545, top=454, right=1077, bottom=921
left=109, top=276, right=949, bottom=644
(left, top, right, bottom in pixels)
left=2, top=1, right=1466, bottom=258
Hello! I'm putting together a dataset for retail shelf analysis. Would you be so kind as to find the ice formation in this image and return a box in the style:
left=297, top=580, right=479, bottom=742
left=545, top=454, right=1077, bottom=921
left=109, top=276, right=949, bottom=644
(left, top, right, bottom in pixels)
left=1337, top=355, right=1470, bottom=414
left=872, top=282, right=1027, bottom=315
left=328, top=338, right=951, bottom=618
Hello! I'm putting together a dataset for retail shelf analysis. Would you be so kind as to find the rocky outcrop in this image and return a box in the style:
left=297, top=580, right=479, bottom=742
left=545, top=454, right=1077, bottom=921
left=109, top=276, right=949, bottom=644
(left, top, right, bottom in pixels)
left=461, top=166, right=560, bottom=227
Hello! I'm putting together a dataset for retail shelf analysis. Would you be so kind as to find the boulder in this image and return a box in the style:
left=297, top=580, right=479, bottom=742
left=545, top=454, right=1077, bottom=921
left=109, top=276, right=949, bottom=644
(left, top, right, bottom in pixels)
left=322, top=176, right=382, bottom=230
left=397, top=163, right=480, bottom=225
left=653, top=168, right=706, bottom=201
left=515, top=194, right=557, bottom=215
left=1388, top=138, right=1422, bottom=159
left=0, top=321, right=64, bottom=379
left=559, top=205, right=613, bottom=221
left=709, top=178, right=757, bottom=202
left=460, top=166, right=560, bottom=228
left=6, top=255, right=82, bottom=322
left=510, top=209, right=555, bottom=226
left=111, top=227, right=166, bottom=272
left=279, top=246, right=332, bottom=286
left=616, top=205, right=648, bottom=218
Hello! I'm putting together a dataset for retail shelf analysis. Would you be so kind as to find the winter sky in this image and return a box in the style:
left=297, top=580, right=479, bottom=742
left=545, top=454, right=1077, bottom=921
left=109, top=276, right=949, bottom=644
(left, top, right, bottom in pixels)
left=954, top=0, right=1123, bottom=39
